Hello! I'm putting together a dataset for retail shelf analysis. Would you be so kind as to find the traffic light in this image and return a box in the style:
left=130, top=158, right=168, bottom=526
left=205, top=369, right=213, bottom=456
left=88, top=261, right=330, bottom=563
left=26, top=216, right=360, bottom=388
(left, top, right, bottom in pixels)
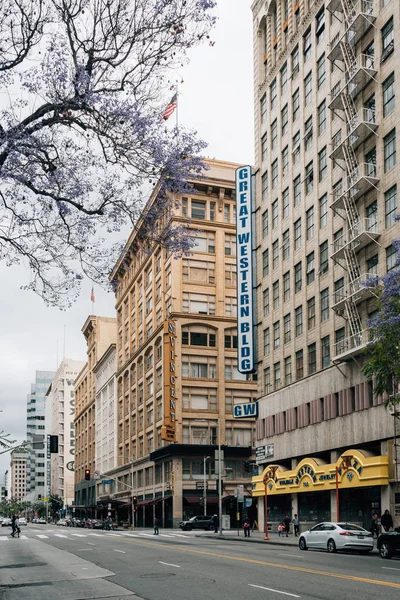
left=85, top=469, right=90, bottom=481
left=132, top=496, right=137, bottom=508
left=49, top=435, right=59, bottom=453
left=38, top=494, right=42, bottom=500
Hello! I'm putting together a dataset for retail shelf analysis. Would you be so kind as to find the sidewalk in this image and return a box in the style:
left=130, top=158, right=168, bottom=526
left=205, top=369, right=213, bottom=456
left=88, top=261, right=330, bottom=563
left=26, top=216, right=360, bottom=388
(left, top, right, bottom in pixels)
left=197, top=529, right=300, bottom=546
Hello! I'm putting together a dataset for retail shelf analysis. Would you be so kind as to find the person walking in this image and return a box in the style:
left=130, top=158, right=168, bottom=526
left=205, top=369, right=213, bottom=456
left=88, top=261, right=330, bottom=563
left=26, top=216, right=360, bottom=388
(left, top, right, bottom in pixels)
left=381, top=509, right=393, bottom=532
left=283, top=514, right=291, bottom=538
left=212, top=514, right=218, bottom=533
left=153, top=517, right=159, bottom=535
left=371, top=513, right=380, bottom=539
left=10, top=515, right=16, bottom=538
left=293, top=514, right=300, bottom=537
left=243, top=516, right=251, bottom=538
left=278, top=523, right=285, bottom=537
left=15, top=516, right=21, bottom=538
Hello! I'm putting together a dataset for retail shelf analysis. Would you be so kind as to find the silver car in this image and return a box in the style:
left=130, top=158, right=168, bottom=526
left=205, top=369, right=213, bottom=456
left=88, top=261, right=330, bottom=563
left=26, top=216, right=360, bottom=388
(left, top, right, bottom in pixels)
left=299, top=522, right=373, bottom=554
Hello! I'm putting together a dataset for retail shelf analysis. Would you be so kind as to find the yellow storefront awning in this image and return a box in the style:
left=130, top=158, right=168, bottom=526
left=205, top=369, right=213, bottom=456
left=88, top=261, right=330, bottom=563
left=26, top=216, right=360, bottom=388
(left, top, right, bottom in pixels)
left=252, top=449, right=389, bottom=497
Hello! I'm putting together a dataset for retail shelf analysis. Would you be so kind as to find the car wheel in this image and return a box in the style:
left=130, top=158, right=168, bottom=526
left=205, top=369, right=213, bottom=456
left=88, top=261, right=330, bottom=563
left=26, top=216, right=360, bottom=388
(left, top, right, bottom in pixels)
left=327, top=539, right=337, bottom=553
left=379, top=542, right=394, bottom=559
left=186, top=524, right=193, bottom=531
left=299, top=537, right=308, bottom=551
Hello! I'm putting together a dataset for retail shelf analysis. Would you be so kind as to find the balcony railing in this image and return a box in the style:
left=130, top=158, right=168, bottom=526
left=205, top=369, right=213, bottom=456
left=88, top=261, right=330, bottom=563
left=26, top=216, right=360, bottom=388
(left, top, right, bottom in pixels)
left=347, top=107, right=377, bottom=148
left=348, top=53, right=377, bottom=98
left=332, top=217, right=380, bottom=259
left=333, top=272, right=378, bottom=310
left=332, top=329, right=369, bottom=361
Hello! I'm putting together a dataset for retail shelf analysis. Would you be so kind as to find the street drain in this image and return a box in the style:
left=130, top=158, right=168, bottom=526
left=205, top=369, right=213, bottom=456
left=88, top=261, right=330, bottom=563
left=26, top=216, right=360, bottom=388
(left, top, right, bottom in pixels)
left=0, top=562, right=47, bottom=569
left=141, top=573, right=176, bottom=579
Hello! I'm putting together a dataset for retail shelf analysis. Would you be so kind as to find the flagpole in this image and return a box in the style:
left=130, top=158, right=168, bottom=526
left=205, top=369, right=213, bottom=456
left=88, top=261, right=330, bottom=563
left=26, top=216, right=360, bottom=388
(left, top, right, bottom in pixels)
left=176, top=84, right=179, bottom=129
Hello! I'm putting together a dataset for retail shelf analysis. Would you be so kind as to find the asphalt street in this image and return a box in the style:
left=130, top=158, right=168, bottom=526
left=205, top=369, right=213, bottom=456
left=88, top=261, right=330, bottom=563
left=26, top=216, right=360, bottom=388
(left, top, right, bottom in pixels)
left=0, top=526, right=399, bottom=600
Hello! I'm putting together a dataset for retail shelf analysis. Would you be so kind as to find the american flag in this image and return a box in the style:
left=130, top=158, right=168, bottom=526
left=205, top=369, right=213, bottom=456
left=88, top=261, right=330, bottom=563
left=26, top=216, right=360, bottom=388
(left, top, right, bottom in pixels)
left=90, top=286, right=95, bottom=303
left=161, top=93, right=178, bottom=120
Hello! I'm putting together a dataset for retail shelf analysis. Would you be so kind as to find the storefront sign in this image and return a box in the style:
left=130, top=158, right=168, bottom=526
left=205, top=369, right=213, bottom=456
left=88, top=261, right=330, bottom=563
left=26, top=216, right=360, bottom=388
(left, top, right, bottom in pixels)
left=251, top=449, right=389, bottom=497
left=233, top=402, right=258, bottom=419
left=162, top=320, right=177, bottom=442
left=235, top=165, right=255, bottom=374
left=256, top=444, right=274, bottom=463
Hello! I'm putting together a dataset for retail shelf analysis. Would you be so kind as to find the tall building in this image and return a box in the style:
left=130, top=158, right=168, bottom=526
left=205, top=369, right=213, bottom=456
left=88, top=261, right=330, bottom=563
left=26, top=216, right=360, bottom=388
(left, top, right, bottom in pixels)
left=26, top=370, right=55, bottom=501
left=103, top=159, right=257, bottom=529
left=94, top=344, right=117, bottom=477
left=10, top=448, right=28, bottom=501
left=251, top=0, right=400, bottom=528
left=47, top=359, right=85, bottom=507
left=74, top=316, right=117, bottom=509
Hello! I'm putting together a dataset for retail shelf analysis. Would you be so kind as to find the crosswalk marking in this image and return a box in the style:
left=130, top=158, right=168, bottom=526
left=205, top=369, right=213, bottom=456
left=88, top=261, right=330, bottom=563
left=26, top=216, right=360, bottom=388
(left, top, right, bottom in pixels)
left=159, top=534, right=174, bottom=538
left=54, top=534, right=67, bottom=538
left=0, top=537, right=8, bottom=541
left=19, top=535, right=28, bottom=539
left=37, top=534, right=49, bottom=539
left=138, top=533, right=156, bottom=537
left=71, top=534, right=85, bottom=537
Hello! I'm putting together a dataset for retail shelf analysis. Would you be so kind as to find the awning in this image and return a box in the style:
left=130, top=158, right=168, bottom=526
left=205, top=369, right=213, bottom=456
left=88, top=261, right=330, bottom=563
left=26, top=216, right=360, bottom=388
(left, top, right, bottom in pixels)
left=137, top=499, right=154, bottom=507
left=183, top=496, right=202, bottom=505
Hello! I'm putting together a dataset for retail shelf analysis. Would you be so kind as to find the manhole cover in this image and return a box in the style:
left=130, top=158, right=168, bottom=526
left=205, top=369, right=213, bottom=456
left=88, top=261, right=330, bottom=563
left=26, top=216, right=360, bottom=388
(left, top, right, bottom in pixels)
left=141, top=573, right=176, bottom=579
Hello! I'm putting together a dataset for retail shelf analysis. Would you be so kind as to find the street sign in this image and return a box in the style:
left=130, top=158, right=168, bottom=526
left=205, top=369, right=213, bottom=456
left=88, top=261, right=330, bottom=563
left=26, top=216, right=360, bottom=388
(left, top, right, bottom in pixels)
left=236, top=485, right=244, bottom=503
left=101, top=479, right=113, bottom=484
left=233, top=402, right=258, bottom=419
left=41, top=497, right=49, bottom=502
left=245, top=498, right=253, bottom=508
left=256, top=443, right=274, bottom=463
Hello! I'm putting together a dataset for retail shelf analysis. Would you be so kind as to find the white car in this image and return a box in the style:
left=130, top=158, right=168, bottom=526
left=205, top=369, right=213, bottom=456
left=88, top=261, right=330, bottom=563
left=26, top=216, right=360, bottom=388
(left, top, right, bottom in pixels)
left=18, top=517, right=27, bottom=526
left=299, top=522, right=373, bottom=554
left=38, top=518, right=46, bottom=524
left=1, top=517, right=11, bottom=527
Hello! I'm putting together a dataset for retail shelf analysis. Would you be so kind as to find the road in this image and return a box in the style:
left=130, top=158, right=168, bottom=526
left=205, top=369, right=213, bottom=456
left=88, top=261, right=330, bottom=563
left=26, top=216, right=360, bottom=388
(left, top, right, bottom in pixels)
left=0, top=526, right=399, bottom=600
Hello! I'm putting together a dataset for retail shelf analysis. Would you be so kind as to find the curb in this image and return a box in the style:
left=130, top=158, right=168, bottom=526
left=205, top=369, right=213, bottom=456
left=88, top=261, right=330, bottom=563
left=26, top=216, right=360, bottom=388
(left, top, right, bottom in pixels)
left=195, top=534, right=299, bottom=547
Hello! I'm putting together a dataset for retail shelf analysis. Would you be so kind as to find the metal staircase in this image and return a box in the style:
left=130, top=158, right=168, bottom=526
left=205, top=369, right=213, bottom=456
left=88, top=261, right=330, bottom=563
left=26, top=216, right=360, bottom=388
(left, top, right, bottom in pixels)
left=327, top=0, right=380, bottom=361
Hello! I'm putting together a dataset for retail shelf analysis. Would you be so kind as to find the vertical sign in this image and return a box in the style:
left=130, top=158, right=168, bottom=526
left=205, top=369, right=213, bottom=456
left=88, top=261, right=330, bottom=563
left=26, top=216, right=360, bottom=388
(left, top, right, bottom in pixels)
left=235, top=165, right=255, bottom=373
left=161, top=319, right=177, bottom=442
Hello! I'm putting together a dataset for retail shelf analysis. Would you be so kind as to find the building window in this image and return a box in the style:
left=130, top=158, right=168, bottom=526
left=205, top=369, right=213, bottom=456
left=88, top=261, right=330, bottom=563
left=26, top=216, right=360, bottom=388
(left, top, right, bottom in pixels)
left=272, top=159, right=278, bottom=188
left=191, top=200, right=207, bottom=220
left=383, top=73, right=395, bottom=116
left=295, top=306, right=303, bottom=336
left=182, top=359, right=216, bottom=379
left=271, top=119, right=278, bottom=149
left=293, top=175, right=301, bottom=206
left=294, top=262, right=302, bottom=293
left=263, top=288, right=270, bottom=316
left=284, top=314, right=291, bottom=344
left=386, top=244, right=397, bottom=272
left=272, top=199, right=279, bottom=229
left=273, top=321, right=280, bottom=349
left=264, top=367, right=271, bottom=394
left=292, top=88, right=300, bottom=121
left=303, top=27, right=312, bottom=61
left=282, top=188, right=290, bottom=218
left=261, top=94, right=267, bottom=123
left=291, top=45, right=299, bottom=78
left=262, top=171, right=268, bottom=201
left=272, top=239, right=279, bottom=269
left=224, top=234, right=236, bottom=256
left=182, top=330, right=216, bottom=347
left=319, top=194, right=328, bottom=228
left=335, top=327, right=346, bottom=355
left=283, top=271, right=290, bottom=302
left=316, top=8, right=325, bottom=44
left=294, top=218, right=301, bottom=249
left=296, top=349, right=304, bottom=379
left=225, top=264, right=236, bottom=287
left=306, top=251, right=315, bottom=284
left=261, top=133, right=268, bottom=162
left=263, top=249, right=269, bottom=277
left=282, top=229, right=290, bottom=261
left=307, top=297, right=316, bottom=330
left=304, top=116, right=313, bottom=151
left=319, top=240, right=329, bottom=274
left=273, top=280, right=280, bottom=309
left=304, top=72, right=312, bottom=105
left=194, top=231, right=215, bottom=253
left=308, top=343, right=317, bottom=375
left=381, top=18, right=394, bottom=61
left=321, top=336, right=330, bottom=368
left=282, top=104, right=289, bottom=136
left=366, top=201, right=378, bottom=229
left=318, top=100, right=326, bottom=135
left=385, top=185, right=397, bottom=227
left=281, top=62, right=288, bottom=95
left=384, top=129, right=396, bottom=172
left=284, top=356, right=292, bottom=385
left=282, top=146, right=289, bottom=176
left=305, top=162, right=313, bottom=194
left=264, top=328, right=270, bottom=355
left=262, top=210, right=268, bottom=238
left=182, top=293, right=215, bottom=315
left=273, top=362, right=282, bottom=390
left=293, top=131, right=300, bottom=164
left=306, top=206, right=314, bottom=240
left=270, top=78, right=277, bottom=109
left=320, top=288, right=329, bottom=321
left=367, top=254, right=378, bottom=276
left=318, top=147, right=327, bottom=181
left=317, top=54, right=326, bottom=88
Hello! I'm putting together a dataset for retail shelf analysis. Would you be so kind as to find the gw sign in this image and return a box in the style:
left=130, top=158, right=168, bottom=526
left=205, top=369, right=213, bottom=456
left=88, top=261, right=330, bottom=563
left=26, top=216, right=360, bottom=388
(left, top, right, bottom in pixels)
left=235, top=165, right=255, bottom=374
left=233, top=402, right=258, bottom=419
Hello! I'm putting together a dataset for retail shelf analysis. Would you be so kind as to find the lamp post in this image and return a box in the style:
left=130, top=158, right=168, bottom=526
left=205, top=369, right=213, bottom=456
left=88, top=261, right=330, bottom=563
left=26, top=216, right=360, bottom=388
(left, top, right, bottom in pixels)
left=217, top=418, right=223, bottom=536
left=263, top=465, right=278, bottom=541
left=203, top=456, right=211, bottom=516
left=117, top=455, right=135, bottom=528
left=335, top=454, right=353, bottom=523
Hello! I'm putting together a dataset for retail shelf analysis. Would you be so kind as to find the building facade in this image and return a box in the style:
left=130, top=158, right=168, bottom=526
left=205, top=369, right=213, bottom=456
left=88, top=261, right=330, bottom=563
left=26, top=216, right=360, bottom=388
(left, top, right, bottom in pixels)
left=74, top=316, right=116, bottom=509
left=105, top=159, right=257, bottom=529
left=10, top=448, right=28, bottom=501
left=94, top=344, right=117, bottom=477
left=26, top=370, right=55, bottom=501
left=251, top=0, right=400, bottom=529
left=47, top=359, right=85, bottom=507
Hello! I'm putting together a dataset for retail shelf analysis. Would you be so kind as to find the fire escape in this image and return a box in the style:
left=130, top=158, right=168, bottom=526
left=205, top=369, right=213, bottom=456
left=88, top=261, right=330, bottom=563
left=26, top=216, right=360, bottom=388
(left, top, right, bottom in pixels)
left=326, top=0, right=380, bottom=361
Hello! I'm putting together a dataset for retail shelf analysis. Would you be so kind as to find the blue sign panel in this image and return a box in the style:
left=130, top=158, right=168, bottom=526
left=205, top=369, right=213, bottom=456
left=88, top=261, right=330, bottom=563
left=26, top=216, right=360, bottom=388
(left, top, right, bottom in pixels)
left=235, top=165, right=255, bottom=373
left=233, top=402, right=258, bottom=419
left=101, top=479, right=113, bottom=485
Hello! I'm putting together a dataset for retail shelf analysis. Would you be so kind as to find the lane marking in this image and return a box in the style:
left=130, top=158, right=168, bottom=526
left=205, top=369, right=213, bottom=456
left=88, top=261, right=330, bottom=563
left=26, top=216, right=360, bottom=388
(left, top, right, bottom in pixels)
left=250, top=584, right=300, bottom=597
left=54, top=534, right=67, bottom=538
left=138, top=533, right=156, bottom=537
left=88, top=533, right=102, bottom=537
left=115, top=538, right=400, bottom=590
left=159, top=534, right=174, bottom=538
left=122, top=533, right=140, bottom=537
left=88, top=543, right=95, bottom=546
left=71, top=534, right=86, bottom=537
left=105, top=533, right=123, bottom=537
left=36, top=535, right=49, bottom=539
left=159, top=561, right=181, bottom=568
left=114, top=549, right=126, bottom=554
left=382, top=567, right=400, bottom=572
left=279, top=554, right=305, bottom=559
left=170, top=534, right=187, bottom=538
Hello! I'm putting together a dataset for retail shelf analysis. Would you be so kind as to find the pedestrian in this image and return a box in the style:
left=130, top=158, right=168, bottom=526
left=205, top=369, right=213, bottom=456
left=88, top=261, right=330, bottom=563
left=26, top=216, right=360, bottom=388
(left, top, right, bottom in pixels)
left=15, top=516, right=20, bottom=538
left=283, top=514, right=291, bottom=538
left=212, top=514, right=218, bottom=533
left=10, top=515, right=16, bottom=537
left=293, top=514, right=300, bottom=537
left=278, top=523, right=285, bottom=537
left=381, top=509, right=393, bottom=532
left=153, top=517, right=159, bottom=535
left=243, top=516, right=251, bottom=538
left=371, top=513, right=380, bottom=538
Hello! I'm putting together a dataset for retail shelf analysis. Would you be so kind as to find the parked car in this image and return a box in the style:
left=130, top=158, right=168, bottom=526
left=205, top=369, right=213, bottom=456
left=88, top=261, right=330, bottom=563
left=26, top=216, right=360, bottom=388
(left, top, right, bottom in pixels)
left=18, top=517, right=27, bottom=526
left=90, top=519, right=105, bottom=529
left=38, top=518, right=46, bottom=524
left=179, top=515, right=214, bottom=531
left=56, top=519, right=67, bottom=526
left=1, top=517, right=11, bottom=527
left=377, top=526, right=400, bottom=559
left=71, top=518, right=85, bottom=528
left=299, top=522, right=373, bottom=554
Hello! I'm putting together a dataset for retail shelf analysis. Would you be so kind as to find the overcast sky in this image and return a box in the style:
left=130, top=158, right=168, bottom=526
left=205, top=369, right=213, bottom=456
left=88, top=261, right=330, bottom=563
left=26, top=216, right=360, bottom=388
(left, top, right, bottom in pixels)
left=0, top=0, right=254, bottom=478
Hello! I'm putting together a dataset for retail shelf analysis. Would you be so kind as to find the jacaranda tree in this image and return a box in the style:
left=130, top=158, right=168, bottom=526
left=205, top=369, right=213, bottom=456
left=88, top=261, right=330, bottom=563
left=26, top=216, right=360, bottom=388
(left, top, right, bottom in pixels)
left=0, top=0, right=216, bottom=307
left=362, top=239, right=400, bottom=406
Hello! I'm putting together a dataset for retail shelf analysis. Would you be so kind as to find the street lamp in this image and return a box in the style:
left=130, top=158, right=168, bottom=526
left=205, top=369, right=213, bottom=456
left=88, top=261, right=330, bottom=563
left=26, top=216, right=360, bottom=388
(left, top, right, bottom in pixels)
left=203, top=456, right=211, bottom=516
left=263, top=465, right=278, bottom=541
left=335, top=454, right=353, bottom=522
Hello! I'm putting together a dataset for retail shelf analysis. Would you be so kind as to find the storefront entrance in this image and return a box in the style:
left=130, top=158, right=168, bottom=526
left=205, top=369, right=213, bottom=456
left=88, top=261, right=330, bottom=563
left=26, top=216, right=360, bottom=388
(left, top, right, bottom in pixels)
left=339, top=486, right=381, bottom=528
left=298, top=490, right=331, bottom=524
